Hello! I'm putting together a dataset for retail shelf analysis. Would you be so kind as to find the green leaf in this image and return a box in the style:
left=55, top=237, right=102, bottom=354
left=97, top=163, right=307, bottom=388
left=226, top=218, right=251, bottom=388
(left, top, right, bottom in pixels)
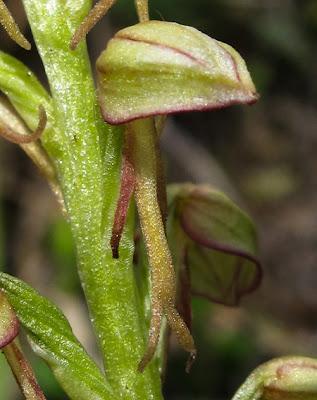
left=168, top=184, right=261, bottom=306
left=232, top=356, right=317, bottom=400
left=0, top=272, right=114, bottom=400
left=96, top=20, right=258, bottom=124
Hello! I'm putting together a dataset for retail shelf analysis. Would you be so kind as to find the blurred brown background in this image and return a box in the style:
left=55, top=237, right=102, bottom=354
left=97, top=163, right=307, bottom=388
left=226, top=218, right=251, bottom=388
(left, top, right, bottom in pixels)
left=1, top=0, right=317, bottom=399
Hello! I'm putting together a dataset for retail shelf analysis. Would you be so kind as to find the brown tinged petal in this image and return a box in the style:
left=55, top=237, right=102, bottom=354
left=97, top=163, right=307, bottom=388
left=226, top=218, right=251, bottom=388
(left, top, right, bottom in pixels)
left=0, top=0, right=31, bottom=50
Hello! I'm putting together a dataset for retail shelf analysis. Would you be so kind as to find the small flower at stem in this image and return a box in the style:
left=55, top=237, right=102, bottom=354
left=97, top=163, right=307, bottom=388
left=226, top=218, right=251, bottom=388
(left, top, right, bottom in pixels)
left=97, top=19, right=258, bottom=371
left=0, top=0, right=31, bottom=50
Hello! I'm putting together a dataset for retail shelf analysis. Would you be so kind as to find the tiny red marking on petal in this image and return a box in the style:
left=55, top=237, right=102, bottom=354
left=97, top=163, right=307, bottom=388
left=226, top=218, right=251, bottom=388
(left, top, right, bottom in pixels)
left=115, top=34, right=208, bottom=67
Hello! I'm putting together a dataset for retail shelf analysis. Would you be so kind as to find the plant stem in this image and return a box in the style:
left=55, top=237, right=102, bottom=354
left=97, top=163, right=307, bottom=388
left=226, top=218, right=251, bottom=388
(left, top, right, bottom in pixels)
left=21, top=0, right=162, bottom=398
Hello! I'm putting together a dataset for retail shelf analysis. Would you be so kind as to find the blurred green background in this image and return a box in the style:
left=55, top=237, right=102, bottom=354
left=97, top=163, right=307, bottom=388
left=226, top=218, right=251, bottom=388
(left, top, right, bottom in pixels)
left=1, top=0, right=317, bottom=398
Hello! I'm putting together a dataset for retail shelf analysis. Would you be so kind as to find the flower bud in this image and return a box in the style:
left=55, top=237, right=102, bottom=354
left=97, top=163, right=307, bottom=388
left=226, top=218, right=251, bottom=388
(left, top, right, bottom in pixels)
left=233, top=356, right=317, bottom=400
left=0, top=289, right=19, bottom=349
left=96, top=20, right=258, bottom=124
left=168, top=184, right=261, bottom=306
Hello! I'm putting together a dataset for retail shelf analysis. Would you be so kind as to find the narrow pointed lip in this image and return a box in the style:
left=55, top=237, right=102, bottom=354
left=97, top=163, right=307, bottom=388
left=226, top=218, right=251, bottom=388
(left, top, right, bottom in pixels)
left=99, top=93, right=259, bottom=125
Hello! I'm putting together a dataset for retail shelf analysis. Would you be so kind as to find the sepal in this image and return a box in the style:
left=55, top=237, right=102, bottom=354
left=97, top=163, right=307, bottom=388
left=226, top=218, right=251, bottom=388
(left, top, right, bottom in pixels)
left=97, top=21, right=258, bottom=124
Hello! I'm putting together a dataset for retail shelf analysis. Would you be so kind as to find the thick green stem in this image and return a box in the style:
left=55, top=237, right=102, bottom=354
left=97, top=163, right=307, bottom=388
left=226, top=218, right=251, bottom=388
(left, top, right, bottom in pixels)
left=21, top=1, right=162, bottom=398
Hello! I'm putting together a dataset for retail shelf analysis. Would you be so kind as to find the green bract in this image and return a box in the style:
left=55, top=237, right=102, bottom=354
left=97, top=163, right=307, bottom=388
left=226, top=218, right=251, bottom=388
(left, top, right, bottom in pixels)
left=97, top=20, right=258, bottom=124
